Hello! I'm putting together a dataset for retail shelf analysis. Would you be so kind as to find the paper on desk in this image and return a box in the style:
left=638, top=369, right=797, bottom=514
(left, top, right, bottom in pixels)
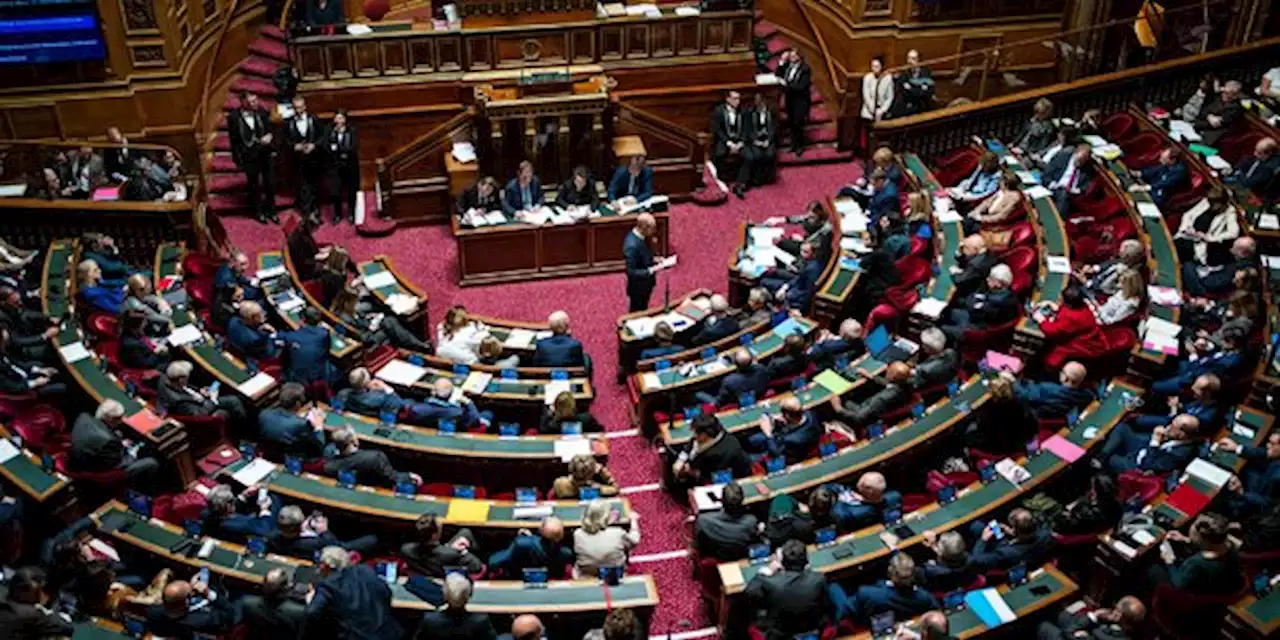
left=912, top=297, right=947, bottom=318
left=935, top=208, right=963, bottom=224
left=749, top=226, right=785, bottom=246
left=692, top=484, right=725, bottom=512
left=450, top=142, right=476, bottom=164
left=362, top=270, right=397, bottom=290
left=236, top=372, right=276, bottom=397
left=640, top=371, right=661, bottom=391
left=994, top=458, right=1030, bottom=485
left=1014, top=170, right=1040, bottom=186
left=675, top=5, right=700, bottom=15
left=1147, top=285, right=1182, bottom=307
left=1186, top=458, right=1232, bottom=488
left=1205, top=155, right=1231, bottom=170
left=544, top=380, right=571, bottom=405
left=841, top=211, right=869, bottom=233
left=1083, top=135, right=1109, bottom=147
left=1046, top=256, right=1071, bottom=274
left=483, top=211, right=507, bottom=225
left=461, top=371, right=493, bottom=395
left=501, top=328, right=535, bottom=348
left=840, top=237, right=871, bottom=253
left=59, top=341, right=92, bottom=363
left=1136, top=201, right=1162, bottom=219
left=814, top=370, right=854, bottom=396
left=256, top=265, right=287, bottom=281
left=1141, top=316, right=1181, bottom=355
left=0, top=439, right=20, bottom=464
left=965, top=588, right=1017, bottom=628
left=1169, top=120, right=1201, bottom=142
left=167, top=324, right=203, bottom=347
left=1258, top=213, right=1280, bottom=230
left=1092, top=144, right=1123, bottom=161
left=623, top=317, right=656, bottom=340
left=385, top=293, right=419, bottom=316
left=1023, top=185, right=1052, bottom=200
left=277, top=295, right=305, bottom=313
left=375, top=360, right=428, bottom=386
left=513, top=505, right=554, bottom=520
left=231, top=458, right=275, bottom=487
left=345, top=23, right=373, bottom=35
left=834, top=198, right=863, bottom=216
left=445, top=499, right=491, bottom=523
left=0, top=183, right=27, bottom=197
left=755, top=73, right=781, bottom=85
left=1263, top=255, right=1280, bottom=270
left=1041, top=435, right=1085, bottom=462
left=554, top=437, right=593, bottom=462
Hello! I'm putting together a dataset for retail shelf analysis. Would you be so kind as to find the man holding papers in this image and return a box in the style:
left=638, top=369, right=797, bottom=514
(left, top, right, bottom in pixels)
left=623, top=213, right=676, bottom=312
left=689, top=295, right=739, bottom=346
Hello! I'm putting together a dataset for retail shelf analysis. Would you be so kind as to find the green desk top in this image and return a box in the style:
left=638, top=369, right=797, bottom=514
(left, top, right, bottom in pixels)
left=382, top=357, right=594, bottom=402
left=0, top=423, right=69, bottom=501
left=662, top=354, right=886, bottom=445
left=358, top=259, right=409, bottom=300
left=226, top=458, right=630, bottom=528
left=723, top=381, right=1139, bottom=594
left=1233, top=588, right=1280, bottom=636
left=995, top=152, right=1068, bottom=334
left=903, top=154, right=962, bottom=305
left=637, top=317, right=816, bottom=394
left=734, top=379, right=990, bottom=505
left=320, top=407, right=607, bottom=460
left=73, top=620, right=136, bottom=639
left=258, top=252, right=361, bottom=358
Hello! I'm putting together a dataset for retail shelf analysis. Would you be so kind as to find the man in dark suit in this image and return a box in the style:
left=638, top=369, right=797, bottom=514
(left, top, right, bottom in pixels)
left=532, top=311, right=586, bottom=368
left=258, top=382, right=327, bottom=458
left=1046, top=143, right=1094, bottom=216
left=1181, top=236, right=1258, bottom=297
left=145, top=579, right=238, bottom=639
left=690, top=294, right=740, bottom=346
left=242, top=568, right=309, bottom=639
left=742, top=539, right=828, bottom=640
left=402, top=377, right=490, bottom=431
left=746, top=93, right=779, bottom=186
left=228, top=91, right=279, bottom=223
left=777, top=241, right=825, bottom=311
left=555, top=165, right=599, bottom=209
left=763, top=487, right=837, bottom=547
left=1036, top=596, right=1146, bottom=640
left=1011, top=362, right=1094, bottom=421
left=1152, top=325, right=1247, bottom=396
left=711, top=90, right=756, bottom=199
left=807, top=318, right=865, bottom=370
left=286, top=96, right=324, bottom=222
left=1226, top=136, right=1279, bottom=200
left=325, top=426, right=422, bottom=488
left=777, top=49, right=811, bottom=156
left=0, top=566, right=73, bottom=639
left=894, top=49, right=936, bottom=117
left=68, top=400, right=160, bottom=481
left=673, top=414, right=751, bottom=483
left=270, top=505, right=378, bottom=558
left=0, top=287, right=56, bottom=364
left=830, top=362, right=913, bottom=428
left=830, top=553, right=939, bottom=625
left=227, top=301, right=279, bottom=359
left=968, top=508, right=1052, bottom=570
left=607, top=155, right=654, bottom=203
left=909, top=327, right=959, bottom=389
left=827, top=471, right=903, bottom=532
left=940, top=264, right=1019, bottom=343
left=0, top=328, right=64, bottom=400
left=306, top=546, right=404, bottom=640
left=157, top=360, right=248, bottom=423
left=747, top=397, right=820, bottom=461
left=1218, top=432, right=1280, bottom=519
left=103, top=126, right=134, bottom=181
left=278, top=307, right=335, bottom=386
left=639, top=322, right=683, bottom=360
left=503, top=160, right=544, bottom=215
left=214, top=251, right=263, bottom=301
left=487, top=516, right=576, bottom=579
left=200, top=483, right=281, bottom=542
left=401, top=513, right=484, bottom=577
left=840, top=168, right=900, bottom=223
left=950, top=234, right=997, bottom=298
left=414, top=573, right=498, bottom=640
left=1194, top=80, right=1245, bottom=147
left=713, top=350, right=771, bottom=407
left=1137, top=147, right=1189, bottom=208
left=1099, top=413, right=1202, bottom=476
left=694, top=483, right=762, bottom=561
left=622, top=213, right=673, bottom=312
left=325, top=109, right=360, bottom=224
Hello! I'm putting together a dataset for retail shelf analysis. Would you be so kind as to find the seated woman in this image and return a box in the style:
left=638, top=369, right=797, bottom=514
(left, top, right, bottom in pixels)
left=541, top=390, right=602, bottom=435
left=552, top=454, right=619, bottom=499
left=118, top=313, right=170, bottom=371
left=1092, top=268, right=1145, bottom=326
left=1185, top=290, right=1259, bottom=359
left=77, top=259, right=126, bottom=315
left=456, top=176, right=501, bottom=219
left=315, top=246, right=351, bottom=308
left=1037, top=286, right=1108, bottom=371
left=124, top=274, right=172, bottom=336
left=1011, top=98, right=1057, bottom=157
left=871, top=212, right=911, bottom=260
left=573, top=499, right=640, bottom=579
left=435, top=305, right=491, bottom=365
left=330, top=282, right=434, bottom=353
left=477, top=336, right=520, bottom=368
left=948, top=151, right=1002, bottom=207
left=1174, top=186, right=1240, bottom=266
left=904, top=192, right=933, bottom=239
left=555, top=166, right=599, bottom=209
left=1147, top=512, right=1243, bottom=595
left=964, top=173, right=1023, bottom=235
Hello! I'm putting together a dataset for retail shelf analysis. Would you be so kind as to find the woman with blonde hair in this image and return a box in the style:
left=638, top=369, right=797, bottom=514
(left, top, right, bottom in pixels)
left=573, top=499, right=640, bottom=578
left=435, top=304, right=490, bottom=364
left=330, top=281, right=434, bottom=353
left=541, top=390, right=602, bottom=435
left=1092, top=268, right=1145, bottom=325
left=552, top=453, right=618, bottom=498
left=477, top=336, right=520, bottom=368
left=1013, top=98, right=1057, bottom=156
left=870, top=146, right=903, bottom=186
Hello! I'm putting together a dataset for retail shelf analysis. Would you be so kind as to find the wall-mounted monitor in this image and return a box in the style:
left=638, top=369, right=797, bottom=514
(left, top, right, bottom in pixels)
left=0, top=0, right=107, bottom=65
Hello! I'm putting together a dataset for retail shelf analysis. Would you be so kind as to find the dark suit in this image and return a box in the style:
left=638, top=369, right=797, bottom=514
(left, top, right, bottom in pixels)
left=83, top=248, right=133, bottom=282
left=336, top=388, right=406, bottom=419
left=403, top=396, right=485, bottom=431
left=1193, top=97, right=1244, bottom=146
left=1140, top=161, right=1188, bottom=208
left=456, top=185, right=501, bottom=215
left=1231, top=153, right=1280, bottom=199
left=104, top=145, right=134, bottom=181
left=806, top=338, right=864, bottom=370
left=68, top=414, right=126, bottom=472
left=834, top=382, right=911, bottom=427
left=688, top=432, right=751, bottom=480
left=502, top=177, right=544, bottom=215
left=690, top=315, right=740, bottom=346
left=532, top=334, right=586, bottom=368
left=0, top=599, right=74, bottom=640
left=401, top=532, right=484, bottom=577
left=325, top=124, right=359, bottom=222
left=555, top=177, right=599, bottom=208
left=832, top=580, right=939, bottom=623
left=415, top=609, right=498, bottom=640
left=227, top=317, right=278, bottom=360
left=695, top=511, right=761, bottom=561
left=941, top=286, right=1018, bottom=343
left=749, top=412, right=821, bottom=460
left=639, top=344, right=683, bottom=361
left=1045, top=153, right=1094, bottom=215
left=145, top=597, right=237, bottom=639
left=623, top=230, right=657, bottom=312
left=1151, top=347, right=1245, bottom=395
left=157, top=376, right=247, bottom=423
left=242, top=588, right=309, bottom=639
left=607, top=166, right=654, bottom=202
left=715, top=363, right=771, bottom=407
left=777, top=59, right=812, bottom=152
left=743, top=568, right=828, bottom=640
left=969, top=526, right=1052, bottom=570
left=784, top=257, right=825, bottom=311
left=1037, top=609, right=1138, bottom=640
left=1014, top=380, right=1094, bottom=421
left=306, top=564, right=403, bottom=640
left=227, top=106, right=277, bottom=217
left=119, top=334, right=165, bottom=370
left=259, top=407, right=325, bottom=458
left=909, top=349, right=959, bottom=389
left=711, top=103, right=753, bottom=185
left=746, top=106, right=779, bottom=185
left=1181, top=256, right=1257, bottom=297
left=325, top=449, right=405, bottom=488
left=286, top=113, right=325, bottom=216
left=487, top=534, right=575, bottom=579
left=278, top=325, right=332, bottom=385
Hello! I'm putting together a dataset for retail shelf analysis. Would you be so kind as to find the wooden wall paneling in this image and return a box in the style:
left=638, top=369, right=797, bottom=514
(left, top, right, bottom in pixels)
left=728, top=16, right=752, bottom=51
left=354, top=41, right=382, bottom=77
left=652, top=22, right=675, bottom=58
left=677, top=20, right=700, bottom=55
left=382, top=41, right=409, bottom=75
left=5, top=107, right=62, bottom=140
left=326, top=43, right=355, bottom=79
left=409, top=39, right=436, bottom=73
left=58, top=97, right=145, bottom=139
left=467, top=34, right=493, bottom=70
left=626, top=24, right=651, bottom=59
left=296, top=46, right=327, bottom=80
left=702, top=18, right=727, bottom=53
left=609, top=59, right=756, bottom=91
left=571, top=29, right=595, bottom=63
left=601, top=25, right=625, bottom=60
left=352, top=108, right=464, bottom=185
left=301, top=82, right=462, bottom=114
left=437, top=35, right=463, bottom=71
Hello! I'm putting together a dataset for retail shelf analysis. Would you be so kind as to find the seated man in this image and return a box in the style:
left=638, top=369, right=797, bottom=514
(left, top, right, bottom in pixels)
left=533, top=310, right=586, bottom=368
left=0, top=286, right=56, bottom=364
left=0, top=567, right=74, bottom=637
left=214, top=251, right=263, bottom=301
left=747, top=397, right=820, bottom=460
left=690, top=294, right=741, bottom=346
left=417, top=573, right=498, bottom=640
left=608, top=154, right=654, bottom=203
left=1216, top=432, right=1280, bottom=519
left=555, top=165, right=599, bottom=209
left=0, top=328, right=65, bottom=400
left=806, top=318, right=864, bottom=370
left=1182, top=236, right=1258, bottom=297
left=324, top=426, right=423, bottom=488
left=401, top=512, right=484, bottom=578
left=1147, top=512, right=1243, bottom=594
left=336, top=367, right=406, bottom=418
left=1136, top=147, right=1189, bottom=209
left=711, top=350, right=771, bottom=408
left=826, top=471, right=902, bottom=532
left=765, top=334, right=808, bottom=380
left=1010, top=361, right=1094, bottom=421
left=1193, top=81, right=1244, bottom=147
left=227, top=301, right=279, bottom=359
left=765, top=242, right=824, bottom=312
left=694, top=483, right=762, bottom=561
left=918, top=531, right=978, bottom=593
left=306, top=546, right=403, bottom=640
left=1140, top=373, right=1221, bottom=431
left=502, top=160, right=543, bottom=216
left=639, top=322, right=683, bottom=361
left=940, top=264, right=1018, bottom=343
left=829, top=553, right=938, bottom=626
left=404, top=377, right=491, bottom=431
left=763, top=487, right=838, bottom=547
left=200, top=483, right=280, bottom=542
left=839, top=168, right=900, bottom=224
left=258, top=382, right=327, bottom=458
left=950, top=234, right=997, bottom=298
left=968, top=508, right=1051, bottom=570
left=269, top=505, right=378, bottom=558
left=1037, top=595, right=1146, bottom=640
left=1151, top=326, right=1247, bottom=396
left=145, top=578, right=237, bottom=639
left=157, top=360, right=248, bottom=423
left=277, top=307, right=335, bottom=386
left=672, top=414, right=751, bottom=484
left=947, top=151, right=1001, bottom=205
left=1098, top=413, right=1202, bottom=476
left=1225, top=137, right=1279, bottom=199
left=829, top=362, right=912, bottom=428
left=241, top=568, right=309, bottom=638
left=908, top=328, right=959, bottom=389
left=1045, top=143, right=1094, bottom=216
left=69, top=399, right=160, bottom=482
left=488, top=516, right=575, bottom=579
left=742, top=539, right=828, bottom=640
left=761, top=200, right=833, bottom=263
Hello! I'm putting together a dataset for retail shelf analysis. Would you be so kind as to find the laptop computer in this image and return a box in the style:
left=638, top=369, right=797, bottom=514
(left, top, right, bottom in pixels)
left=864, top=325, right=917, bottom=363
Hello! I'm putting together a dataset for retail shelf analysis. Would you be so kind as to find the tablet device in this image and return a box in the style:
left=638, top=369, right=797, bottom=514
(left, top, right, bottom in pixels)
left=438, top=419, right=457, bottom=434
left=579, top=486, right=600, bottom=500
left=516, top=487, right=538, bottom=503
left=395, top=481, right=417, bottom=497
left=560, top=421, right=583, bottom=435
left=337, top=470, right=357, bottom=488
left=943, top=589, right=965, bottom=611
left=765, top=456, right=786, bottom=474
left=870, top=612, right=895, bottom=637
left=522, top=567, right=548, bottom=588
left=712, top=470, right=733, bottom=485
left=453, top=485, right=476, bottom=499
left=551, top=370, right=569, bottom=380
left=499, top=423, right=520, bottom=436
left=739, top=392, right=756, bottom=408
left=937, top=485, right=957, bottom=504
left=284, top=456, right=303, bottom=474
left=1007, top=563, right=1028, bottom=585
left=748, top=544, right=771, bottom=565
left=501, top=368, right=518, bottom=379
left=815, top=526, right=837, bottom=546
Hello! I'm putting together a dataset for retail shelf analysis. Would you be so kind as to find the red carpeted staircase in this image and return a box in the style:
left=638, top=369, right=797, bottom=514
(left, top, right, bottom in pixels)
left=755, top=21, right=855, bottom=166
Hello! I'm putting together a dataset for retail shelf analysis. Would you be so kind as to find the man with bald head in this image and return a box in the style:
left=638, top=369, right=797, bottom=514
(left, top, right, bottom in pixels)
left=826, top=470, right=903, bottom=531
left=1008, top=361, right=1094, bottom=421
left=710, top=349, right=771, bottom=407
left=1182, top=235, right=1257, bottom=296
left=912, top=610, right=953, bottom=640
left=624, top=213, right=675, bottom=311
left=145, top=575, right=237, bottom=637
left=951, top=234, right=996, bottom=297
left=748, top=396, right=820, bottom=460
left=969, top=508, right=1051, bottom=570
left=807, top=318, right=865, bottom=369
left=830, top=361, right=913, bottom=427
left=499, top=614, right=545, bottom=640
left=488, top=516, right=576, bottom=579
left=214, top=251, right=264, bottom=300
left=1226, top=136, right=1278, bottom=198
left=243, top=567, right=309, bottom=637
left=533, top=310, right=587, bottom=368
left=1037, top=595, right=1146, bottom=640
left=1100, top=413, right=1202, bottom=476
left=405, top=375, right=492, bottom=431
left=691, top=294, right=741, bottom=346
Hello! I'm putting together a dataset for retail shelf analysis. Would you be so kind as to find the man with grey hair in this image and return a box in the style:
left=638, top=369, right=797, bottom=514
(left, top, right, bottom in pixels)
left=157, top=359, right=248, bottom=423
left=1195, top=79, right=1244, bottom=146
left=405, top=376, right=491, bottom=431
left=918, top=530, right=977, bottom=593
left=414, top=572, right=498, bottom=639
left=306, top=545, right=403, bottom=640
left=830, top=551, right=938, bottom=625
left=1082, top=239, right=1144, bottom=297
left=909, top=327, right=958, bottom=389
left=68, top=399, right=160, bottom=483
left=227, top=300, right=278, bottom=359
left=691, top=294, right=741, bottom=346
left=1037, top=594, right=1146, bottom=640
left=271, top=504, right=378, bottom=559
left=324, top=425, right=422, bottom=488
left=533, top=310, right=587, bottom=369
left=242, top=567, right=309, bottom=637
left=200, top=482, right=279, bottom=541
left=807, top=317, right=864, bottom=369
left=940, top=263, right=1018, bottom=343
left=259, top=381, right=326, bottom=458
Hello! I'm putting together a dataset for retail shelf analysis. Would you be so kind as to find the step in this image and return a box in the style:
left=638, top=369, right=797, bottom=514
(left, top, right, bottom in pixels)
left=231, top=75, right=278, bottom=98
left=248, top=38, right=290, bottom=63
left=260, top=24, right=287, bottom=42
left=211, top=153, right=237, bottom=172
left=208, top=172, right=247, bottom=193
left=213, top=133, right=231, bottom=151
left=765, top=37, right=789, bottom=56
left=208, top=192, right=293, bottom=213
left=778, top=103, right=833, bottom=125
left=224, top=94, right=278, bottom=111
left=781, top=124, right=837, bottom=145
left=778, top=143, right=854, bottom=166
left=754, top=21, right=777, bottom=39
left=240, top=56, right=284, bottom=79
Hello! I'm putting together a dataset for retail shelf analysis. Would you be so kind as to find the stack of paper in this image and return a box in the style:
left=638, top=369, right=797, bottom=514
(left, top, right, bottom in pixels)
left=1140, top=317, right=1181, bottom=355
left=450, top=142, right=477, bottom=163
left=1258, top=213, right=1280, bottom=230
left=692, top=484, right=726, bottom=512
left=375, top=360, right=428, bottom=386
left=236, top=371, right=276, bottom=397
left=1205, top=155, right=1231, bottom=171
left=639, top=371, right=661, bottom=391
left=1083, top=135, right=1110, bottom=147
left=1186, top=458, right=1232, bottom=488
left=1014, top=170, right=1040, bottom=185
left=1023, top=185, right=1052, bottom=200
left=1147, top=285, right=1182, bottom=306
left=674, top=5, right=700, bottom=15
left=277, top=294, right=305, bottom=313
left=1091, top=144, right=1123, bottom=160
left=1261, top=255, right=1280, bottom=270
left=362, top=270, right=397, bottom=290
left=840, top=237, right=870, bottom=253
left=484, top=211, right=507, bottom=225
left=813, top=370, right=853, bottom=395
left=385, top=293, right=419, bottom=316
left=504, top=328, right=537, bottom=348
left=623, top=317, right=657, bottom=339
left=995, top=458, right=1031, bottom=485
left=911, top=297, right=947, bottom=318
left=553, top=438, right=593, bottom=462
left=58, top=342, right=92, bottom=363
left=0, top=183, right=28, bottom=197
left=1168, top=120, right=1202, bottom=142
left=346, top=24, right=373, bottom=35
left=230, top=458, right=276, bottom=486
left=598, top=2, right=626, bottom=17
left=1136, top=201, right=1162, bottom=219
left=754, top=73, right=781, bottom=86
left=0, top=439, right=21, bottom=464
left=461, top=371, right=494, bottom=395
left=544, top=380, right=572, bottom=405
left=256, top=265, right=287, bottom=281
left=748, top=226, right=785, bottom=246
left=513, top=505, right=554, bottom=520
left=964, top=588, right=1018, bottom=628
left=167, top=324, right=204, bottom=347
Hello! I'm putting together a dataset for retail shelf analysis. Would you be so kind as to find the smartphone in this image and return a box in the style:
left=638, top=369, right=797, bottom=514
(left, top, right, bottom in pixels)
left=208, top=381, right=221, bottom=396
left=987, top=520, right=1004, bottom=540
left=1029, top=585, right=1052, bottom=596
left=257, top=488, right=268, bottom=504
left=198, top=567, right=210, bottom=584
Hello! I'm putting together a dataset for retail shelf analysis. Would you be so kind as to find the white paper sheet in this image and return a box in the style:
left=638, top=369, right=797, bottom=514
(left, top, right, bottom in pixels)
left=0, top=183, right=28, bottom=197
left=1258, top=213, right=1280, bottom=230
left=1046, top=256, right=1071, bottom=274
left=754, top=73, right=780, bottom=85
left=840, top=237, right=870, bottom=253
left=553, top=438, right=592, bottom=462
left=692, top=484, right=726, bottom=512
left=362, top=270, right=397, bottom=290
left=345, top=24, right=373, bottom=35
left=749, top=226, right=785, bottom=246
left=236, top=372, right=276, bottom=397
left=912, top=297, right=947, bottom=318
left=59, top=341, right=92, bottom=363
left=1014, top=170, right=1040, bottom=186
left=513, top=506, right=555, bottom=520
left=385, top=293, right=419, bottom=316
left=1136, top=201, right=1162, bottom=219
left=375, top=360, right=428, bottom=386
left=936, top=209, right=963, bottom=224
left=1262, top=255, right=1280, bottom=270
left=640, top=372, right=661, bottom=391
left=230, top=458, right=275, bottom=487
left=1186, top=458, right=1232, bottom=488
left=0, top=439, right=20, bottom=464
left=622, top=318, right=656, bottom=339
left=461, top=371, right=494, bottom=395
left=450, top=142, right=476, bottom=164
left=1083, top=135, right=1109, bottom=147
left=544, top=380, right=571, bottom=405
left=167, top=324, right=204, bottom=347
left=1146, top=285, right=1182, bottom=306
left=1205, top=155, right=1231, bottom=170
left=255, top=266, right=287, bottom=281
left=1023, top=185, right=1052, bottom=200
left=674, top=5, right=699, bottom=15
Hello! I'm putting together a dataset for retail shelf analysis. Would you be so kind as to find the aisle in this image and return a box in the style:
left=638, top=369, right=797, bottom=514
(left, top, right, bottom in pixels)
left=224, top=161, right=858, bottom=632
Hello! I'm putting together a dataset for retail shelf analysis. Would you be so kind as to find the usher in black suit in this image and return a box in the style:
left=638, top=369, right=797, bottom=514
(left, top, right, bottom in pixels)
left=325, top=123, right=359, bottom=223
left=228, top=105, right=278, bottom=220
left=285, top=111, right=324, bottom=218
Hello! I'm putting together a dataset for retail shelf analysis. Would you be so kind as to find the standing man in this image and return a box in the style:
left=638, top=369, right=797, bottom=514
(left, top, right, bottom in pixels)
left=623, top=213, right=675, bottom=312
left=894, top=50, right=935, bottom=117
left=777, top=49, right=811, bottom=157
left=228, top=91, right=279, bottom=223
left=747, top=93, right=779, bottom=187
left=286, top=96, right=324, bottom=224
left=711, top=90, right=754, bottom=199
left=325, top=109, right=359, bottom=225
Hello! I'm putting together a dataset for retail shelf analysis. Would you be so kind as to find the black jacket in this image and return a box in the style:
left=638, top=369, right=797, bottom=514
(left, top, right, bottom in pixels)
left=952, top=252, right=997, bottom=297
left=285, top=113, right=324, bottom=161
left=689, top=432, right=751, bottom=480
left=242, top=588, right=309, bottom=639
left=0, top=599, right=74, bottom=640
left=743, top=569, right=828, bottom=640
left=324, top=449, right=402, bottom=488
left=157, top=376, right=218, bottom=417
left=456, top=185, right=501, bottom=215
left=414, top=609, right=498, bottom=640
left=227, top=107, right=274, bottom=164
left=555, top=177, right=600, bottom=208
left=695, top=511, right=761, bottom=561
left=711, top=103, right=746, bottom=157
left=69, top=413, right=127, bottom=472
left=325, top=124, right=358, bottom=167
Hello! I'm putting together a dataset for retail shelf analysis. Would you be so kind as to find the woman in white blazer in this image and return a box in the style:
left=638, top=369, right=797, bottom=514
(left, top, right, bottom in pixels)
left=861, top=57, right=895, bottom=123
left=1174, top=187, right=1240, bottom=266
left=435, top=304, right=490, bottom=364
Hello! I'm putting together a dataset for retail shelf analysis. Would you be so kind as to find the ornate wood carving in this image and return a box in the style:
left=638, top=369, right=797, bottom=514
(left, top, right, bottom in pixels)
left=122, top=0, right=159, bottom=31
left=863, top=0, right=891, bottom=17
left=131, top=44, right=167, bottom=66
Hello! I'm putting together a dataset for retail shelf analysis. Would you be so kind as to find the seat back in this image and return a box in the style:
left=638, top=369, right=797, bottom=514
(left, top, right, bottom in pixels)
left=1003, top=246, right=1038, bottom=275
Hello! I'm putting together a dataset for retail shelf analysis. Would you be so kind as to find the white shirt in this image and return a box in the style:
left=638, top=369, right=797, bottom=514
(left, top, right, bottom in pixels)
left=726, top=107, right=738, bottom=128
left=296, top=116, right=310, bottom=136
left=435, top=321, right=490, bottom=365
left=241, top=111, right=256, bottom=131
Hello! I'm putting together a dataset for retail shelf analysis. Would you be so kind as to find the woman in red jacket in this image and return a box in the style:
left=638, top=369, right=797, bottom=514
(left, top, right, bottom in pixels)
left=1038, top=285, right=1108, bottom=371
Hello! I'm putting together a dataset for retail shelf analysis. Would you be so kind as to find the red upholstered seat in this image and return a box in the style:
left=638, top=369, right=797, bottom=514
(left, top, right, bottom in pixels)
left=0, top=393, right=37, bottom=422
left=87, top=313, right=119, bottom=340
left=1101, top=112, right=1137, bottom=142
left=1003, top=247, right=1038, bottom=275
left=862, top=303, right=901, bottom=338
left=1167, top=171, right=1208, bottom=213
left=934, top=148, right=981, bottom=187
left=188, top=277, right=215, bottom=309
left=896, top=257, right=932, bottom=289
left=1011, top=271, right=1034, bottom=297
left=181, top=253, right=220, bottom=280
left=1008, top=222, right=1036, bottom=249
left=301, top=280, right=325, bottom=304
left=959, top=317, right=1019, bottom=365
left=1117, top=469, right=1165, bottom=505
left=1150, top=581, right=1249, bottom=639
left=1118, top=131, right=1165, bottom=160
left=54, top=454, right=129, bottom=495
left=10, top=404, right=68, bottom=454
left=909, top=235, right=932, bottom=258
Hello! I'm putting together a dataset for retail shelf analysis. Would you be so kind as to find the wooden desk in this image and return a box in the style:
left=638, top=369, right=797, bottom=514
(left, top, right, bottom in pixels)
left=902, top=154, right=965, bottom=334
left=356, top=255, right=429, bottom=337
left=372, top=355, right=594, bottom=412
left=74, top=618, right=151, bottom=639
left=0, top=423, right=73, bottom=515
left=614, top=288, right=714, bottom=380
left=43, top=240, right=196, bottom=486
left=1227, top=588, right=1280, bottom=640
left=453, top=207, right=669, bottom=287
left=257, top=251, right=363, bottom=361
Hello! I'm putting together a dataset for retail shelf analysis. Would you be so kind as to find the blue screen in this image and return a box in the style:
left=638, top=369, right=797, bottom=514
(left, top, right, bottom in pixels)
left=0, top=5, right=106, bottom=65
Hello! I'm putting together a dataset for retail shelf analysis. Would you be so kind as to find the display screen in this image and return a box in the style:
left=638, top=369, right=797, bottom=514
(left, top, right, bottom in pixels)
left=0, top=0, right=107, bottom=65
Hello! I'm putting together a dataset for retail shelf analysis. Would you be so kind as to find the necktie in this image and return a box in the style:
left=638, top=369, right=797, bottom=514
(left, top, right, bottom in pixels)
left=628, top=174, right=636, bottom=195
